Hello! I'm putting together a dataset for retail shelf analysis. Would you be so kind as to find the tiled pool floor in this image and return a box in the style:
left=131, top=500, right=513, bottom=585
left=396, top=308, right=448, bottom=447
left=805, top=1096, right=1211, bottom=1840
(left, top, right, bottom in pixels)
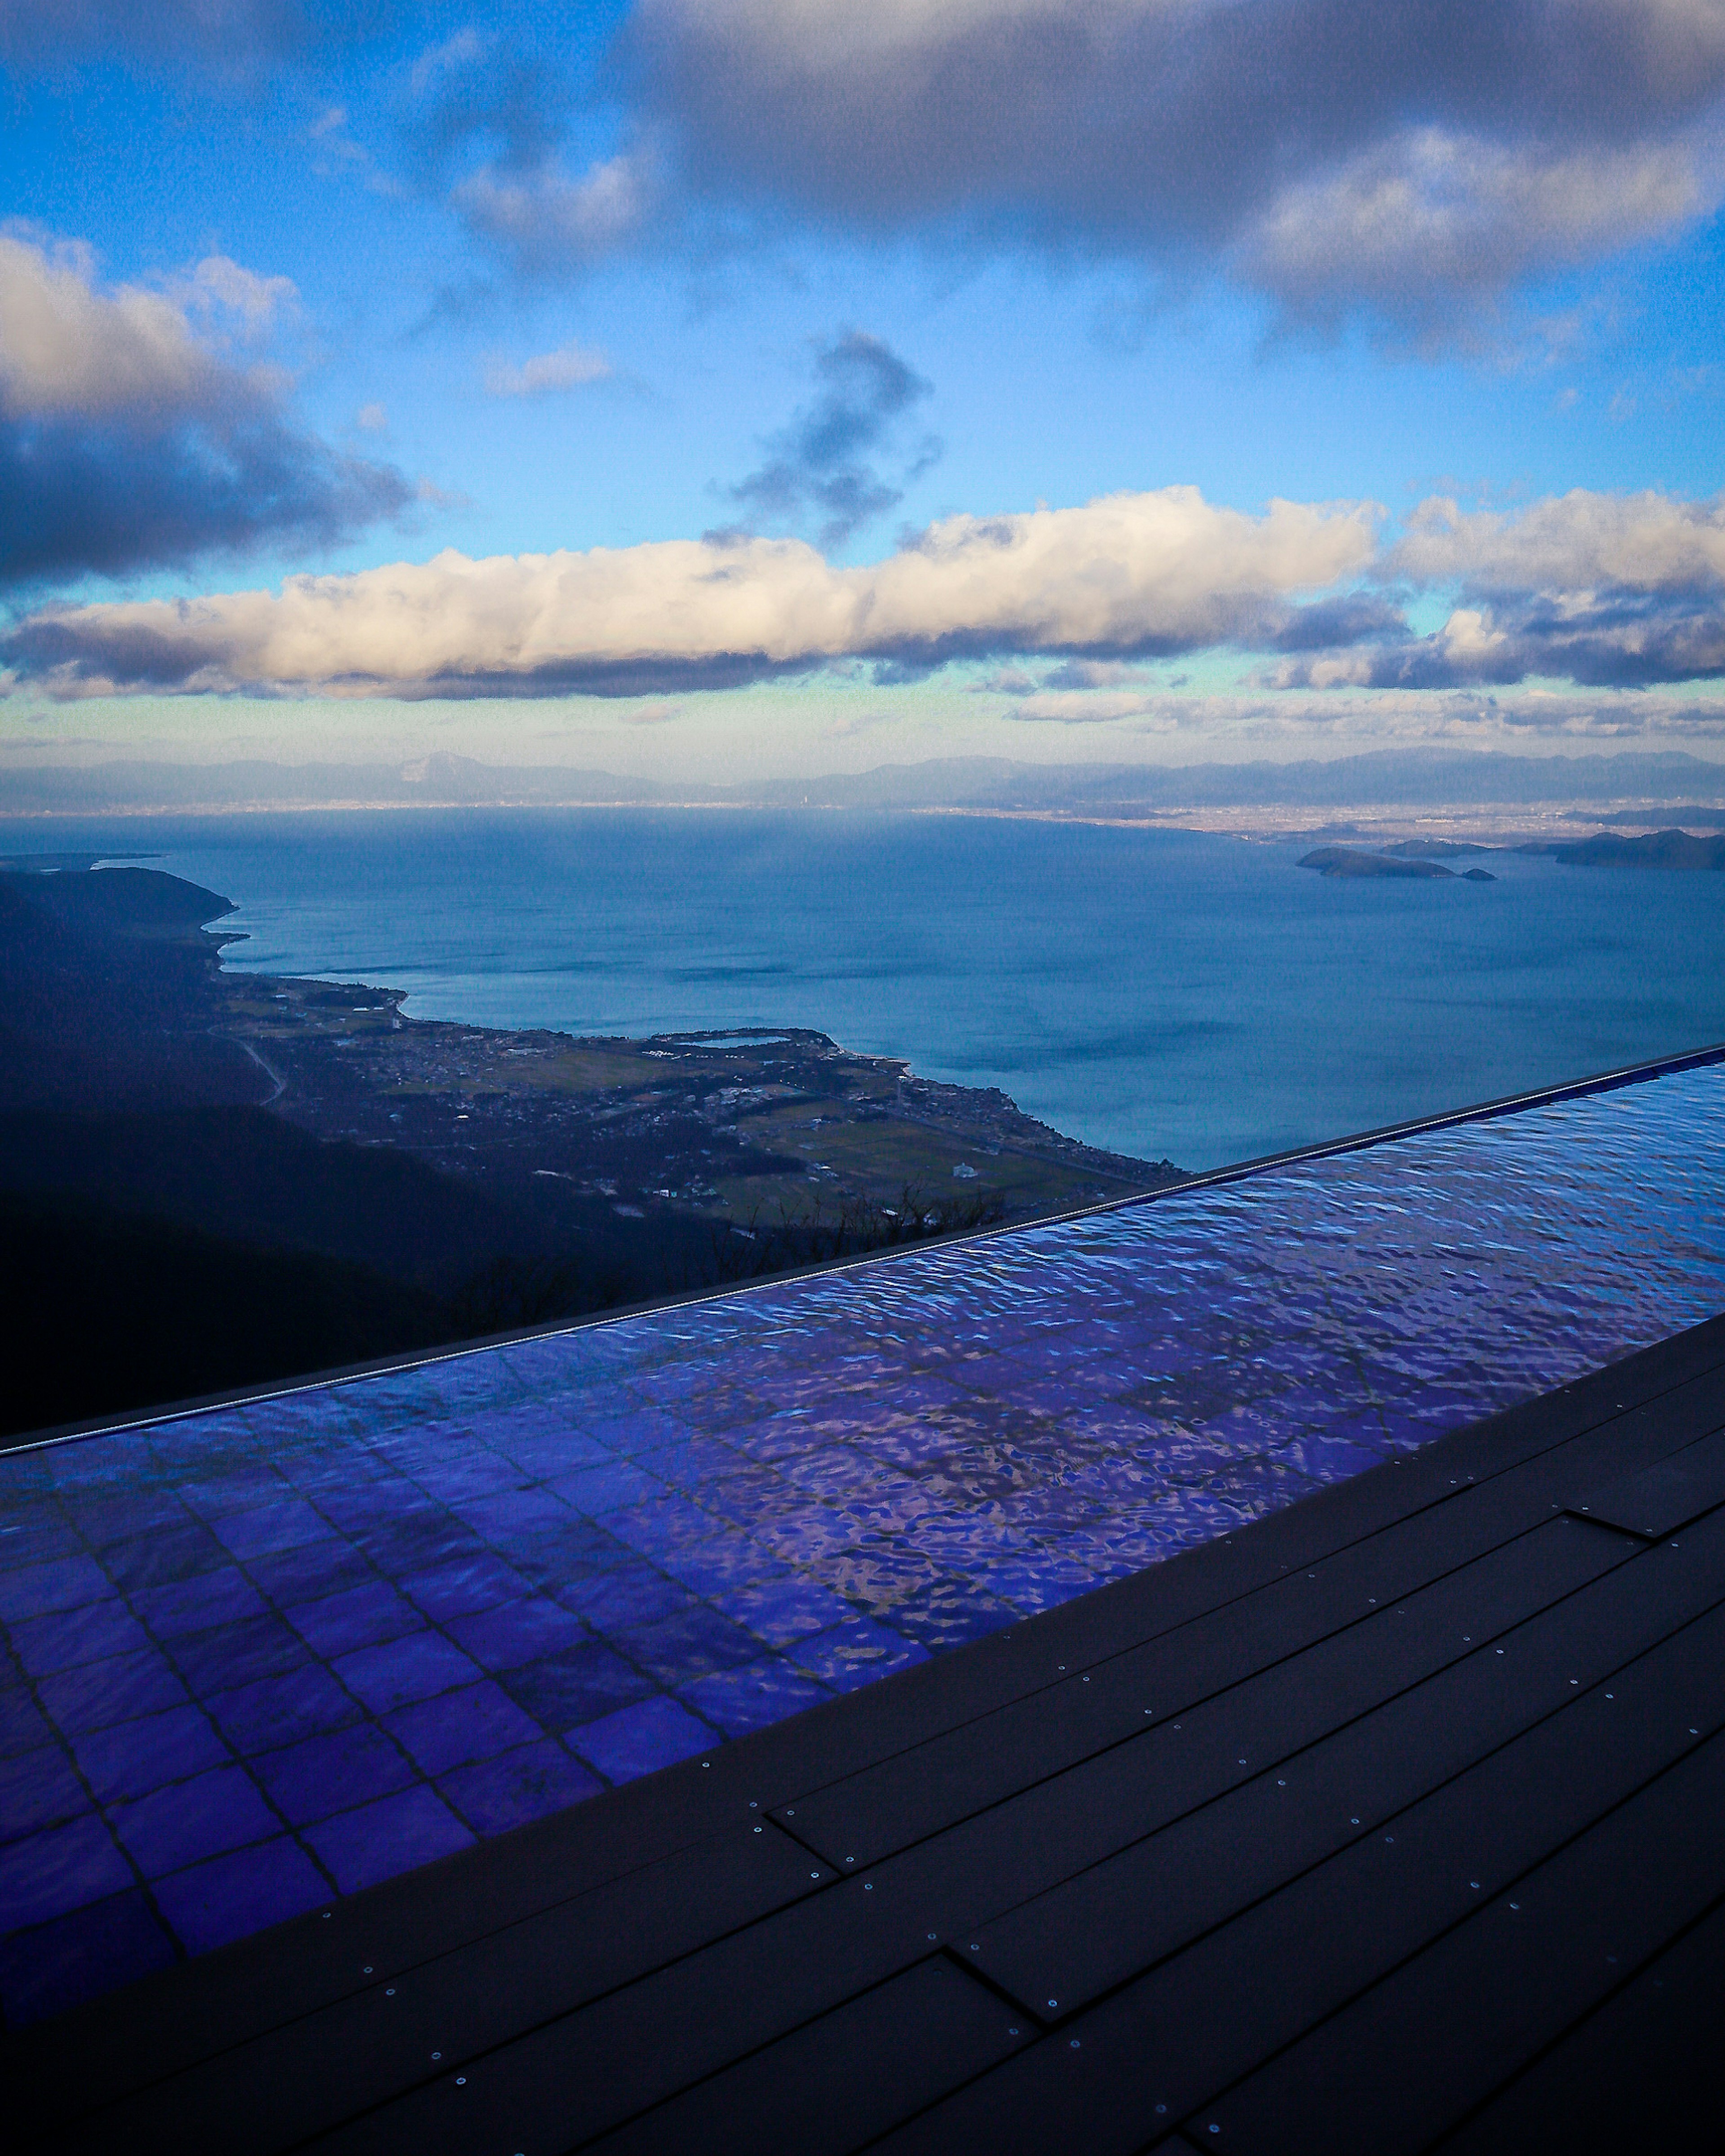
left=2, top=1062, right=1723, bottom=2023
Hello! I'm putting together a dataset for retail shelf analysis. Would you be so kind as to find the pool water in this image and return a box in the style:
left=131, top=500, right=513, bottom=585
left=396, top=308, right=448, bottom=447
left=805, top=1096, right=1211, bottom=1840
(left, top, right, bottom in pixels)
left=1, top=1059, right=1722, bottom=2023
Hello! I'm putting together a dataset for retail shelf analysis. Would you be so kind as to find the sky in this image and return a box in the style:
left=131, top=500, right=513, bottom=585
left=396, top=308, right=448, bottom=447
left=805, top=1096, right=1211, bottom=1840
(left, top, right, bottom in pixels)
left=2, top=0, right=1725, bottom=787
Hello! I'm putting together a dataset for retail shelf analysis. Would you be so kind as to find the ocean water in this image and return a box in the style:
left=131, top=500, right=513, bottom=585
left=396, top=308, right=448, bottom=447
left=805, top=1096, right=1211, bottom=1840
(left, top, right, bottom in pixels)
left=17, top=808, right=1725, bottom=1170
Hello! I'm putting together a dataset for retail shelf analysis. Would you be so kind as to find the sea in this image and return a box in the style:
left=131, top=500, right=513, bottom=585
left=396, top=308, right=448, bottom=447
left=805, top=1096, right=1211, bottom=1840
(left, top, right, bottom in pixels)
left=13, top=808, right=1725, bottom=1172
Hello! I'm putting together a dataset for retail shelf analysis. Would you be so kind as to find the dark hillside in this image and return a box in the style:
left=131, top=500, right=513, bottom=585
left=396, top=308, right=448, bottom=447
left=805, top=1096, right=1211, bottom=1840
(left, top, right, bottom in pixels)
left=0, top=868, right=263, bottom=1109
left=0, top=1190, right=451, bottom=1440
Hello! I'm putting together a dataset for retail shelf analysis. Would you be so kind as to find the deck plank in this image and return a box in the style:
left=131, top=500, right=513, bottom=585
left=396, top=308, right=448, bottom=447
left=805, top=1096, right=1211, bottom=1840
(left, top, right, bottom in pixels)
left=870, top=1582, right=1725, bottom=2155
left=1191, top=1731, right=1725, bottom=2154
left=1433, top=1896, right=1725, bottom=2155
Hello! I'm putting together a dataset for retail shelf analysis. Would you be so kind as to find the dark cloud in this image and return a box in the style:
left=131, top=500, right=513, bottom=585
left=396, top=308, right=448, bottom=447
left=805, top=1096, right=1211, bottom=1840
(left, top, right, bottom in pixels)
left=726, top=331, right=940, bottom=548
left=0, top=412, right=411, bottom=590
left=1270, top=592, right=1411, bottom=651
left=0, top=231, right=409, bottom=590
left=1285, top=592, right=1725, bottom=690
left=628, top=0, right=1725, bottom=320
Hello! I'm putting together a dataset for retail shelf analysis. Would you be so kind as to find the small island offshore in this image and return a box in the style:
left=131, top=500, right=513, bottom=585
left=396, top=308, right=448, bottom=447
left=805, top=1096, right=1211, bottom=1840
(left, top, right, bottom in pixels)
left=0, top=861, right=1180, bottom=1440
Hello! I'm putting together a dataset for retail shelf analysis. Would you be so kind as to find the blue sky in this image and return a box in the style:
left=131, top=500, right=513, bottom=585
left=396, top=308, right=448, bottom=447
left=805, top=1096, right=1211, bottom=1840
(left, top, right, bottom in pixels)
left=3, top=1, right=1725, bottom=784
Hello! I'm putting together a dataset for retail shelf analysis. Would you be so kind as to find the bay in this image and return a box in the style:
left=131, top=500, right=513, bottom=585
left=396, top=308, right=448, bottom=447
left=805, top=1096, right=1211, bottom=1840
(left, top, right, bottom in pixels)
left=14, top=808, right=1725, bottom=1171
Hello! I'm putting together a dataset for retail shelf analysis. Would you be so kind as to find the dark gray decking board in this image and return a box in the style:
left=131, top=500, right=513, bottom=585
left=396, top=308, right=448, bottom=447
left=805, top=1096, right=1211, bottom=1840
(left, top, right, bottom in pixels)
left=854, top=1550, right=1725, bottom=2156
left=1190, top=1728, right=1725, bottom=2155
left=577, top=1959, right=1024, bottom=2156
left=52, top=1822, right=836, bottom=2156
left=10, top=1317, right=1725, bottom=2156
left=226, top=1518, right=1641, bottom=2156
left=963, top=1509, right=1725, bottom=2019
left=771, top=1361, right=1725, bottom=1869
left=1567, top=1423, right=1725, bottom=1537
left=305, top=1957, right=1027, bottom=2156
left=1432, top=1897, right=1725, bottom=2156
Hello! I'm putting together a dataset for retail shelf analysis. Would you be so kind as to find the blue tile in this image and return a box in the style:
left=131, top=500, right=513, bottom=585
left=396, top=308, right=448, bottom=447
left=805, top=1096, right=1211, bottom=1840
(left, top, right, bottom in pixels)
left=304, top=1786, right=474, bottom=1894
left=252, top=1723, right=416, bottom=1827
left=788, top=1617, right=929, bottom=1693
left=211, top=1500, right=336, bottom=1563
left=713, top=1574, right=858, bottom=1646
left=96, top=1521, right=226, bottom=1592
left=171, top=1613, right=310, bottom=1694
left=0, top=1683, right=50, bottom=1763
left=131, top=1568, right=267, bottom=1639
left=0, top=1889, right=176, bottom=2026
left=383, top=1680, right=544, bottom=1776
left=152, top=1837, right=330, bottom=1953
left=500, top=1642, right=656, bottom=1734
left=334, top=1632, right=483, bottom=1715
left=678, top=1657, right=832, bottom=1737
left=606, top=1603, right=765, bottom=1683
left=208, top=1665, right=363, bottom=1754
left=0, top=1742, right=90, bottom=1843
left=38, top=1649, right=189, bottom=1735
left=9, top=1621, right=156, bottom=1699
left=111, top=1764, right=280, bottom=1876
left=286, top=1581, right=425, bottom=1657
left=398, top=1552, right=533, bottom=1621
left=547, top=1460, right=662, bottom=1515
left=0, top=1814, right=133, bottom=1929
left=556, top=1560, right=694, bottom=1632
left=245, top=1537, right=376, bottom=1604
left=437, top=1739, right=603, bottom=1834
left=570, top=1695, right=716, bottom=1785
left=73, top=1704, right=230, bottom=1804
left=451, top=1488, right=576, bottom=1542
left=0, top=1555, right=116, bottom=1622
left=444, top=1595, right=589, bottom=1672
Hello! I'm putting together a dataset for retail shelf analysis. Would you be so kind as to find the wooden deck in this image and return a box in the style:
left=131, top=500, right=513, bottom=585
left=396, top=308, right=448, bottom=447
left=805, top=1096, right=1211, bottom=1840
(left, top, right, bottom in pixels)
left=14, top=1312, right=1725, bottom=2155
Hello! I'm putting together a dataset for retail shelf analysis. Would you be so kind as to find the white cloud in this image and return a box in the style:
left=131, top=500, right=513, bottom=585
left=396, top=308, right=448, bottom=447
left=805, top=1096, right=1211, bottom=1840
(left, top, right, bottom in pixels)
left=483, top=342, right=612, bottom=397
left=453, top=152, right=653, bottom=271
left=356, top=402, right=389, bottom=432
left=7, top=486, right=1379, bottom=695
left=0, top=230, right=228, bottom=420
left=1244, top=130, right=1712, bottom=326
left=1391, top=489, right=1725, bottom=594
left=171, top=253, right=299, bottom=332
left=1014, top=689, right=1161, bottom=724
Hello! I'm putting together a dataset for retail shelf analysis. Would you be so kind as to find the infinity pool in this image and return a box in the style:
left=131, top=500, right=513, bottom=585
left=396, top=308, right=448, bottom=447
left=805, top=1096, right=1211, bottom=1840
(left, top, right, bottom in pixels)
left=2, top=1059, right=1722, bottom=2023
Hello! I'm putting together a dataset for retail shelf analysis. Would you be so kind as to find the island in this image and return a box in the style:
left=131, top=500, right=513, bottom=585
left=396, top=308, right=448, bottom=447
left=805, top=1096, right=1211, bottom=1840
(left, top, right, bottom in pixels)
left=1523, top=830, right=1725, bottom=870
left=1297, top=845, right=1496, bottom=882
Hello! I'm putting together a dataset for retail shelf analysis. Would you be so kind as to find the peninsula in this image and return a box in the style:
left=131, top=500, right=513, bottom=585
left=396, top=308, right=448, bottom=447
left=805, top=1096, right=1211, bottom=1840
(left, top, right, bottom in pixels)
left=0, top=863, right=1179, bottom=1438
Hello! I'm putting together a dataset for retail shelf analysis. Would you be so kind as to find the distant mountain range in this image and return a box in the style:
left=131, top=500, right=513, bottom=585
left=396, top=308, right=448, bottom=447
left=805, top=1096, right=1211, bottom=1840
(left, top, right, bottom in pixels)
left=2, top=746, right=1724, bottom=817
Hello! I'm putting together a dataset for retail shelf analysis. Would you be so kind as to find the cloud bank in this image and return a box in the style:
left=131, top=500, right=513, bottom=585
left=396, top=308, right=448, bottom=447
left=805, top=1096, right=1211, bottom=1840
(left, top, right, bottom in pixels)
left=0, top=231, right=410, bottom=588
left=7, top=487, right=1376, bottom=695
left=628, top=0, right=1725, bottom=323
left=11, top=481, right=1724, bottom=709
